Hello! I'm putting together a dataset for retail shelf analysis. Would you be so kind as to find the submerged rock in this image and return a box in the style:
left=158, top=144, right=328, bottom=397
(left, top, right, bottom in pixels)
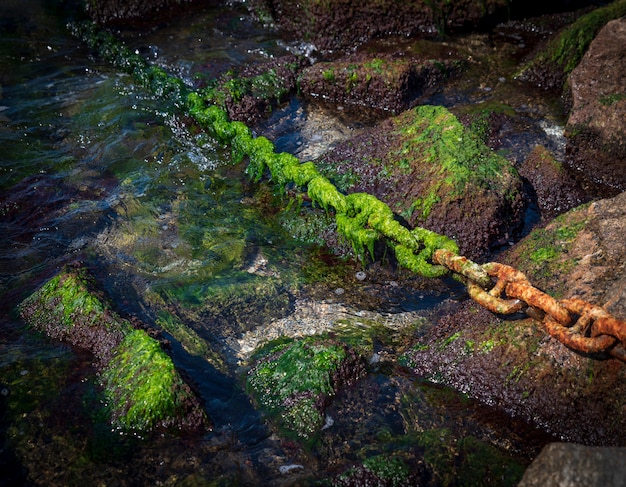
left=246, top=335, right=367, bottom=442
left=19, top=265, right=209, bottom=433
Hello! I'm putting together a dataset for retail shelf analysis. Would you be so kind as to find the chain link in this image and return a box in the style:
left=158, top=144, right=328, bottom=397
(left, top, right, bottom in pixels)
left=435, top=251, right=626, bottom=362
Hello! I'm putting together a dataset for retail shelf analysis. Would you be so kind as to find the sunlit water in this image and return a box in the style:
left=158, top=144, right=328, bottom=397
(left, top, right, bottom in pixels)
left=0, top=2, right=557, bottom=485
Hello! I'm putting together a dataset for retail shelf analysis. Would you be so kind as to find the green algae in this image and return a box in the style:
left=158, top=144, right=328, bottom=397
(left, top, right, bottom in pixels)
left=19, top=267, right=207, bottom=433
left=246, top=335, right=365, bottom=443
left=393, top=105, right=514, bottom=221
left=101, top=328, right=198, bottom=432
left=155, top=310, right=227, bottom=373
left=416, top=428, right=525, bottom=486
left=199, top=65, right=295, bottom=112
left=362, top=454, right=411, bottom=484
left=521, top=0, right=626, bottom=85
left=336, top=453, right=412, bottom=486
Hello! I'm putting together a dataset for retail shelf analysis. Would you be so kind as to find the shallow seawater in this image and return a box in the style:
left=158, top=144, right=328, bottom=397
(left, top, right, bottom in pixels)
left=0, top=1, right=557, bottom=485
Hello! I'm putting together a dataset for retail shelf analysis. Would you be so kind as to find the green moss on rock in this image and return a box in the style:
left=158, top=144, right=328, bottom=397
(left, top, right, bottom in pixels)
left=246, top=336, right=366, bottom=442
left=101, top=329, right=204, bottom=432
left=504, top=204, right=589, bottom=295
left=19, top=266, right=208, bottom=433
left=520, top=0, right=626, bottom=90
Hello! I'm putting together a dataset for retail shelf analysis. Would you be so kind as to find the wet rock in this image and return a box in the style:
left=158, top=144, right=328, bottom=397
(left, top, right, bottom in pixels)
left=506, top=190, right=626, bottom=319
left=19, top=265, right=209, bottom=433
left=565, top=17, right=626, bottom=195
left=518, top=2, right=626, bottom=93
left=299, top=52, right=464, bottom=115
left=518, top=144, right=589, bottom=219
left=249, top=0, right=510, bottom=53
left=317, top=105, right=525, bottom=259
left=519, top=443, right=626, bottom=487
left=246, top=335, right=367, bottom=442
left=200, top=55, right=306, bottom=125
left=85, top=0, right=200, bottom=26
left=403, top=191, right=626, bottom=446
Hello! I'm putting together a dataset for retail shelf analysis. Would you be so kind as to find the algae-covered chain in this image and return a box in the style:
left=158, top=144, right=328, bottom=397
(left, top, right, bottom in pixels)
left=70, top=20, right=626, bottom=362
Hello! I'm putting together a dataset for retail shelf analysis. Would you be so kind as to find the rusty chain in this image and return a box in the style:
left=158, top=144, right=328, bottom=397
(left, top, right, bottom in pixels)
left=432, top=249, right=626, bottom=362
left=70, top=21, right=626, bottom=364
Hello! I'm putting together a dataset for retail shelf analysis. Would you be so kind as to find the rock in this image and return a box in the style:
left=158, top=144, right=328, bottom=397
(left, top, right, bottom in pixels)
left=249, top=0, right=510, bottom=53
left=85, top=0, right=199, bottom=25
left=518, top=2, right=626, bottom=92
left=565, top=17, right=626, bottom=195
left=317, top=105, right=525, bottom=259
left=518, top=144, right=588, bottom=219
left=519, top=443, right=626, bottom=487
left=200, top=55, right=306, bottom=125
left=299, top=52, right=464, bottom=115
left=403, top=191, right=626, bottom=446
left=507, top=190, right=626, bottom=320
left=19, top=265, right=209, bottom=433
left=246, top=335, right=367, bottom=441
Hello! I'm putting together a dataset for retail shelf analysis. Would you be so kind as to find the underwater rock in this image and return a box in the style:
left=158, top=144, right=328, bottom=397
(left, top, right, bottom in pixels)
left=299, top=53, right=464, bottom=115
left=565, top=17, right=626, bottom=195
left=402, top=191, right=626, bottom=446
left=246, top=335, right=367, bottom=442
left=19, top=265, right=209, bottom=433
left=317, top=105, right=525, bottom=259
left=333, top=453, right=426, bottom=486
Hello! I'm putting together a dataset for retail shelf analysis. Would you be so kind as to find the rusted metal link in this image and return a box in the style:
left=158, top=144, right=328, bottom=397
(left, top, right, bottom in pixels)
left=560, top=298, right=626, bottom=344
left=506, top=281, right=572, bottom=326
left=466, top=280, right=524, bottom=314
left=467, top=262, right=573, bottom=325
left=438, top=251, right=626, bottom=362
left=432, top=249, right=491, bottom=289
left=544, top=298, right=626, bottom=362
left=544, top=315, right=619, bottom=355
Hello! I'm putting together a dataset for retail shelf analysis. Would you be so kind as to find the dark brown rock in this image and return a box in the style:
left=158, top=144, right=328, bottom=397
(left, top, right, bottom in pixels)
left=317, top=105, right=525, bottom=260
left=565, top=18, right=626, bottom=195
left=86, top=0, right=199, bottom=25
left=405, top=191, right=626, bottom=446
left=299, top=52, right=464, bottom=115
left=250, top=0, right=509, bottom=53
left=519, top=144, right=589, bottom=219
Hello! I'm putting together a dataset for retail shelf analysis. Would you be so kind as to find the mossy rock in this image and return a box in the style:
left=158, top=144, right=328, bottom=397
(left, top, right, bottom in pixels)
left=197, top=55, right=303, bottom=124
left=318, top=105, right=525, bottom=259
left=503, top=202, right=588, bottom=297
left=299, top=54, right=463, bottom=114
left=101, top=329, right=207, bottom=432
left=246, top=335, right=367, bottom=443
left=518, top=0, right=626, bottom=92
left=19, top=265, right=209, bottom=433
left=333, top=453, right=418, bottom=487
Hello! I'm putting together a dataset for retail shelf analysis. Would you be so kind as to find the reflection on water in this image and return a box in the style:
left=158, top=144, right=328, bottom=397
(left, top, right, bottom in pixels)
left=0, top=1, right=554, bottom=485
